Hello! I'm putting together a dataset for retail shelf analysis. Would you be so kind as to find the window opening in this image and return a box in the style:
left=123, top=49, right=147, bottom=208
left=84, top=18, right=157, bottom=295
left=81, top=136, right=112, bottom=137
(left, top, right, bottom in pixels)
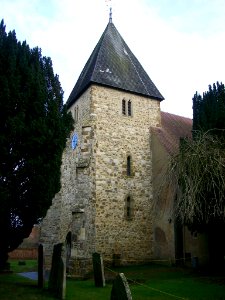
left=122, top=99, right=126, bottom=115
left=128, top=100, right=132, bottom=116
left=127, top=156, right=131, bottom=176
left=127, top=196, right=131, bottom=218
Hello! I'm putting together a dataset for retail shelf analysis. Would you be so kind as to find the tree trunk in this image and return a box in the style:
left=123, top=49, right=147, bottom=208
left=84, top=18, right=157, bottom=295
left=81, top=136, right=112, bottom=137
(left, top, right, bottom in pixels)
left=0, top=249, right=9, bottom=271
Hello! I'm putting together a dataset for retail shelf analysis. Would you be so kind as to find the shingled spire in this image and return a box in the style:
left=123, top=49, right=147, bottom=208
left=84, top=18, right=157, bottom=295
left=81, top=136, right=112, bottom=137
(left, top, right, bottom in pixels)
left=67, top=22, right=164, bottom=108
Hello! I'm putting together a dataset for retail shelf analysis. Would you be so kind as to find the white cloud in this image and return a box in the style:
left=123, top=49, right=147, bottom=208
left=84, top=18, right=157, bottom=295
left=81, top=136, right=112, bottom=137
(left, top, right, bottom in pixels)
left=1, top=0, right=225, bottom=118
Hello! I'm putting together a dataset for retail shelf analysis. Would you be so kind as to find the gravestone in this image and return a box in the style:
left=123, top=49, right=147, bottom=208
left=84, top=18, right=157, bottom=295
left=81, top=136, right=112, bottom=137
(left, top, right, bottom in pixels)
left=48, top=243, right=66, bottom=299
left=92, top=252, right=105, bottom=287
left=111, top=273, right=132, bottom=300
left=38, top=244, right=44, bottom=288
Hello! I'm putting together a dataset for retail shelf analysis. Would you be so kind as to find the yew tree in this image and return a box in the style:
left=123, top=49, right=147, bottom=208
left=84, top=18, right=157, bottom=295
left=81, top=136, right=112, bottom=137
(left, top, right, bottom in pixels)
left=0, top=20, right=73, bottom=268
left=193, top=82, right=225, bottom=134
left=169, top=82, right=225, bottom=267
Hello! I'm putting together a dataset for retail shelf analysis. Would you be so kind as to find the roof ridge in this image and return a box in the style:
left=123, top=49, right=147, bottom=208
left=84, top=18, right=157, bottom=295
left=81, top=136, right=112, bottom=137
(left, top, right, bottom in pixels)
left=124, top=48, right=149, bottom=95
left=161, top=111, right=192, bottom=120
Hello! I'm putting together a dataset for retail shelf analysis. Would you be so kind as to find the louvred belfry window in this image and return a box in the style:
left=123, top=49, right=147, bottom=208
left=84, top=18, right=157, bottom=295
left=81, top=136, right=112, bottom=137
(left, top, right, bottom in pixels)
left=128, top=100, right=132, bottom=116
left=122, top=99, right=126, bottom=115
left=122, top=99, right=132, bottom=116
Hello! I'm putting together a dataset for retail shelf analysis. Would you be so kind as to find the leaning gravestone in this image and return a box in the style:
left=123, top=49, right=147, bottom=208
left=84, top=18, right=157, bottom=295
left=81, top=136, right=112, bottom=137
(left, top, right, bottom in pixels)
left=38, top=244, right=44, bottom=288
left=111, top=273, right=132, bottom=300
left=48, top=243, right=66, bottom=299
left=92, top=252, right=105, bottom=287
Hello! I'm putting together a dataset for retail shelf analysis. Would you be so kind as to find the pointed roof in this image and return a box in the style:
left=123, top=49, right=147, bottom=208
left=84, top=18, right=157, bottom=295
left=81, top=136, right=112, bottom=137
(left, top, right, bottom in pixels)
left=67, top=22, right=164, bottom=108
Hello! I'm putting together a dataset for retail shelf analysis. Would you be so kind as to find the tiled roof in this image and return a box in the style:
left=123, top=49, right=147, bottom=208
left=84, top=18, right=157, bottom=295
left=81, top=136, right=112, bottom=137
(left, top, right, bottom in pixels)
left=152, top=112, right=193, bottom=155
left=67, top=22, right=164, bottom=108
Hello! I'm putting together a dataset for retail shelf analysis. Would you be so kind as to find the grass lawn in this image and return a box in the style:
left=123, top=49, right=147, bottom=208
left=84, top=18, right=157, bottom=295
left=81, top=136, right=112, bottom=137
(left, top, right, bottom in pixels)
left=0, top=260, right=225, bottom=299
left=115, top=264, right=225, bottom=300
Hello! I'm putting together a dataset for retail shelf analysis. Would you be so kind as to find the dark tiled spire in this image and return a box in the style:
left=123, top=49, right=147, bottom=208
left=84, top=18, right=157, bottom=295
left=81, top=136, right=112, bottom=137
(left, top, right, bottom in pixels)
left=67, top=22, right=164, bottom=108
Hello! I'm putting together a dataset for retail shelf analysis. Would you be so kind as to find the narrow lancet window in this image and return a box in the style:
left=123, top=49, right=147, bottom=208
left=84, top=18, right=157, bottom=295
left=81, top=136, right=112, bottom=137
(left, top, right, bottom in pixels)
left=127, top=155, right=131, bottom=176
left=125, top=196, right=133, bottom=220
left=126, top=196, right=131, bottom=218
left=122, top=99, right=126, bottom=115
left=128, top=100, right=132, bottom=116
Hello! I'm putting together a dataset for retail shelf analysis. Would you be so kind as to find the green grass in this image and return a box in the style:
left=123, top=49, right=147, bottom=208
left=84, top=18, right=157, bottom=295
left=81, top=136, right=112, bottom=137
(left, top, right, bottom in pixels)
left=9, top=259, right=38, bottom=273
left=0, top=261, right=225, bottom=299
left=67, top=279, right=111, bottom=299
left=113, top=264, right=225, bottom=300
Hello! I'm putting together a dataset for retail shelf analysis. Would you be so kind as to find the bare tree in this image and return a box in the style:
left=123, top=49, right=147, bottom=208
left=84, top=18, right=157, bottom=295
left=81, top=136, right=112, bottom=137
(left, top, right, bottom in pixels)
left=168, top=131, right=225, bottom=228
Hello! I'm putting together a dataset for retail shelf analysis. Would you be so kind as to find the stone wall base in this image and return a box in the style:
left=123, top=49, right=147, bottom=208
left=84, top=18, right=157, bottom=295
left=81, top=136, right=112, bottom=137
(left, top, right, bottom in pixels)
left=69, top=258, right=93, bottom=279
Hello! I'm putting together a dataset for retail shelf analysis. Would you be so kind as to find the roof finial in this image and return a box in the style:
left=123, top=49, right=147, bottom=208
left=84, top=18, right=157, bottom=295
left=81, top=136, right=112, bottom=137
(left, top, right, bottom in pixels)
left=105, top=0, right=112, bottom=23
left=109, top=6, right=112, bottom=23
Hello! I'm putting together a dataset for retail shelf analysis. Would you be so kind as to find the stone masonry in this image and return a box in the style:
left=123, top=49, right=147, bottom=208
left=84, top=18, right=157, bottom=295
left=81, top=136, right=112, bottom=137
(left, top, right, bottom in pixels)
left=40, top=84, right=161, bottom=276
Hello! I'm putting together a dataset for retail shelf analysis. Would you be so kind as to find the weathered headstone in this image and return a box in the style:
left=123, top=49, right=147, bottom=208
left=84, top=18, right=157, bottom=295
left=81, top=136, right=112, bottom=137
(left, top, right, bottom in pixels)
left=111, top=273, right=132, bottom=300
left=48, top=243, right=66, bottom=299
left=38, top=244, right=44, bottom=288
left=92, top=252, right=105, bottom=287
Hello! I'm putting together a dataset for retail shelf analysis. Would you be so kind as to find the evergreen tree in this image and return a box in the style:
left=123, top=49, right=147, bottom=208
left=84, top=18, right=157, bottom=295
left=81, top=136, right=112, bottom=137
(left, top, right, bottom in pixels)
left=0, top=20, right=74, bottom=268
left=168, top=82, right=225, bottom=269
left=193, top=82, right=225, bottom=135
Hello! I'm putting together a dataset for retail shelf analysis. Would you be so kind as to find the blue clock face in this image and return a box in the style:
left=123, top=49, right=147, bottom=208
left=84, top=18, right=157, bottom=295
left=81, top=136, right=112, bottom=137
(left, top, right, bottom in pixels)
left=71, top=133, right=78, bottom=150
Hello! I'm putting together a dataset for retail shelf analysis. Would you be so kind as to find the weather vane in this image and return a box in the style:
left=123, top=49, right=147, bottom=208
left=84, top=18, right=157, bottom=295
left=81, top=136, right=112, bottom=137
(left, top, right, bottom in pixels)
left=105, top=0, right=112, bottom=23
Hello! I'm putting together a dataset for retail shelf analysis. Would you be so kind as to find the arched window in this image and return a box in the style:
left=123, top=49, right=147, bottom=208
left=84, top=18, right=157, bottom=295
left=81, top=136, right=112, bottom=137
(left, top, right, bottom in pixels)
left=125, top=196, right=133, bottom=220
left=122, top=99, right=126, bottom=115
left=128, top=100, right=132, bottom=116
left=127, top=155, right=131, bottom=176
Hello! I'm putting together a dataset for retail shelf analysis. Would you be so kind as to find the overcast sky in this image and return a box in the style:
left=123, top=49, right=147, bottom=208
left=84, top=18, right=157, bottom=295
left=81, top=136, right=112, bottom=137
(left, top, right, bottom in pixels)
left=1, top=0, right=225, bottom=118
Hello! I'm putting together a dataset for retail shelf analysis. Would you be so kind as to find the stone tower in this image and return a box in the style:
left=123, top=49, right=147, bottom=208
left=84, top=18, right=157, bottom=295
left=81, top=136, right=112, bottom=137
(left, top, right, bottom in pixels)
left=40, top=20, right=164, bottom=277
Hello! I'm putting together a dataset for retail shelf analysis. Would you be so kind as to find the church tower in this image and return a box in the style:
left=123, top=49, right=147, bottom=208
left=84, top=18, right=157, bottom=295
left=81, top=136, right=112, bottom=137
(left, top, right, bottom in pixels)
left=40, top=19, right=164, bottom=277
